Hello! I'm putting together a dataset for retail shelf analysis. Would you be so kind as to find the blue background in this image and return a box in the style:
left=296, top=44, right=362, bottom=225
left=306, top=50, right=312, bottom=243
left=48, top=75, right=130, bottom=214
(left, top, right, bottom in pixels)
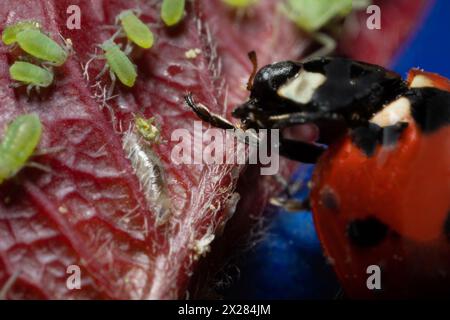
left=226, top=0, right=450, bottom=299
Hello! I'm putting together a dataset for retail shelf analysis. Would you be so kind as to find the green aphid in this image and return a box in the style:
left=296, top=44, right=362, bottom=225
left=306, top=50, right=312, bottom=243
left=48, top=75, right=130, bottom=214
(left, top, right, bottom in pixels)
left=281, top=0, right=371, bottom=59
left=0, top=113, right=42, bottom=184
left=1, top=20, right=41, bottom=45
left=222, top=0, right=259, bottom=8
left=117, top=10, right=154, bottom=49
left=100, top=39, right=137, bottom=87
left=9, top=61, right=54, bottom=94
left=282, top=0, right=353, bottom=33
left=161, top=0, right=185, bottom=27
left=135, top=116, right=161, bottom=144
left=16, top=29, right=69, bottom=66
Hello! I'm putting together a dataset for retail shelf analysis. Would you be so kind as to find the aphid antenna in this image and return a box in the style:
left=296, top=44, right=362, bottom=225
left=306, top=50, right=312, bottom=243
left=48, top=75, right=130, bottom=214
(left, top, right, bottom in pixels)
left=246, top=51, right=258, bottom=91
left=25, top=161, right=53, bottom=174
left=109, top=28, right=124, bottom=43
left=99, top=24, right=118, bottom=31
left=57, top=33, right=74, bottom=56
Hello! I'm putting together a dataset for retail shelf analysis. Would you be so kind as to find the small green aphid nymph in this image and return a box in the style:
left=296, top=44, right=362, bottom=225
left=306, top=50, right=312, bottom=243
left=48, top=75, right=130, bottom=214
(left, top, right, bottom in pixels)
left=0, top=113, right=42, bottom=184
left=16, top=29, right=70, bottom=66
left=135, top=116, right=162, bottom=144
left=100, top=40, right=137, bottom=88
left=1, top=20, right=41, bottom=45
left=161, top=0, right=186, bottom=27
left=9, top=61, right=54, bottom=94
left=117, top=10, right=154, bottom=49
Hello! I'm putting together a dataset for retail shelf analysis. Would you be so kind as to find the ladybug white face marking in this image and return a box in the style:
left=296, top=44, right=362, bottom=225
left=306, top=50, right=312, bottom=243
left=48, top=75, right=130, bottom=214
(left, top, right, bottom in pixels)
left=277, top=70, right=326, bottom=104
left=370, top=97, right=411, bottom=128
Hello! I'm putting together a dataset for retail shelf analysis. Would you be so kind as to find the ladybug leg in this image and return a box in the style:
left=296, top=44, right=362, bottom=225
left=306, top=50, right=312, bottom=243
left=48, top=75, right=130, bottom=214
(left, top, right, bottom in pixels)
left=267, top=112, right=343, bottom=128
left=184, top=93, right=236, bottom=130
left=270, top=196, right=311, bottom=212
left=279, top=137, right=325, bottom=163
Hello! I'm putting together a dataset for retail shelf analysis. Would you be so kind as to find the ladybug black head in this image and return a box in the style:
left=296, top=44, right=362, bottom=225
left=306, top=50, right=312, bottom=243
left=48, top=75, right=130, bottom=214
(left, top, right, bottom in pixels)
left=233, top=57, right=407, bottom=130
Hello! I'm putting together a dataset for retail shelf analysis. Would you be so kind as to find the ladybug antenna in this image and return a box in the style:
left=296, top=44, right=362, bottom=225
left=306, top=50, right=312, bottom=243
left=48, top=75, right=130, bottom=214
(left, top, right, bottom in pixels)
left=246, top=51, right=258, bottom=91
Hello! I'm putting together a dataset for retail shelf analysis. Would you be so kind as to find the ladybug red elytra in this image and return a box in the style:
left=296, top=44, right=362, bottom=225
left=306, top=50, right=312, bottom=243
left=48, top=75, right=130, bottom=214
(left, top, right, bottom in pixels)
left=185, top=56, right=450, bottom=298
left=311, top=69, right=450, bottom=298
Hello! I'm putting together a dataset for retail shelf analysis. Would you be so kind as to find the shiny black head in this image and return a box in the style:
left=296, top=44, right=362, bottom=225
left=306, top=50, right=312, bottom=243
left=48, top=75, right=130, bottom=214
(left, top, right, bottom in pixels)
left=233, top=57, right=407, bottom=129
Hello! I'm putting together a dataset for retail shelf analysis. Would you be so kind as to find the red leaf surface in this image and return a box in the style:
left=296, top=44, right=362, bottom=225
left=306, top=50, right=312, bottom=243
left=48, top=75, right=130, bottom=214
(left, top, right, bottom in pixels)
left=0, top=0, right=428, bottom=299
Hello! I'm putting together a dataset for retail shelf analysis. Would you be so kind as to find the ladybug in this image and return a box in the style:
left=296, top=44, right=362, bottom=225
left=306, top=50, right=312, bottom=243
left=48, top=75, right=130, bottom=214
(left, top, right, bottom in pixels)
left=311, top=69, right=450, bottom=298
left=185, top=55, right=450, bottom=298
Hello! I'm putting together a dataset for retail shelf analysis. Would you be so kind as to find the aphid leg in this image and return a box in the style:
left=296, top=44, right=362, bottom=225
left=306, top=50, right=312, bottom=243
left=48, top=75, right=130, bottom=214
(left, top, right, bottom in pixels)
left=26, top=84, right=34, bottom=96
left=9, top=82, right=22, bottom=89
left=107, top=69, right=116, bottom=98
left=123, top=42, right=133, bottom=56
left=278, top=137, right=325, bottom=164
left=184, top=93, right=236, bottom=130
left=95, top=62, right=110, bottom=80
left=303, top=32, right=336, bottom=61
left=7, top=43, right=18, bottom=52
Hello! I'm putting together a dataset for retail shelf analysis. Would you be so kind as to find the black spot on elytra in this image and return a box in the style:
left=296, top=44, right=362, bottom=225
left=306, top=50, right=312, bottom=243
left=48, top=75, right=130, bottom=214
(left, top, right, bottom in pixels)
left=444, top=211, right=450, bottom=241
left=406, top=88, right=450, bottom=133
left=347, top=217, right=388, bottom=247
left=350, top=122, right=408, bottom=157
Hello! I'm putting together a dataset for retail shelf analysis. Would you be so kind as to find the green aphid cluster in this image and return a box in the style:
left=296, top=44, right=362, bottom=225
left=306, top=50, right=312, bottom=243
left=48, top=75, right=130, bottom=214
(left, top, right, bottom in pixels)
left=1, top=20, right=71, bottom=94
left=98, top=10, right=155, bottom=89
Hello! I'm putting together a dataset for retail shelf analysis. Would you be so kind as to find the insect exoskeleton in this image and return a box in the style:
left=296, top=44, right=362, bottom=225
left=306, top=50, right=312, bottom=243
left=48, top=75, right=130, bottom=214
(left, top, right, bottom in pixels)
left=0, top=113, right=42, bottom=184
left=116, top=9, right=154, bottom=49
left=161, top=0, right=186, bottom=27
left=1, top=20, right=41, bottom=45
left=100, top=39, right=137, bottom=88
left=9, top=61, right=54, bottom=94
left=15, top=29, right=70, bottom=66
